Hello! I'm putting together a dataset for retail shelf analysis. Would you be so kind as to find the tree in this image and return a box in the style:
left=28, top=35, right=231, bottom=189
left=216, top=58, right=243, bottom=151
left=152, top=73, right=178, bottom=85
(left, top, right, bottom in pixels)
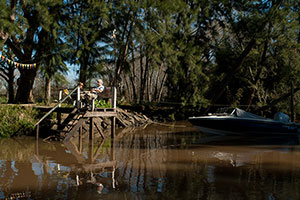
left=63, top=0, right=109, bottom=87
left=36, top=0, right=68, bottom=105
left=0, top=0, right=21, bottom=103
left=0, top=51, right=15, bottom=103
left=2, top=0, right=69, bottom=103
left=0, top=0, right=18, bottom=48
left=206, top=1, right=294, bottom=109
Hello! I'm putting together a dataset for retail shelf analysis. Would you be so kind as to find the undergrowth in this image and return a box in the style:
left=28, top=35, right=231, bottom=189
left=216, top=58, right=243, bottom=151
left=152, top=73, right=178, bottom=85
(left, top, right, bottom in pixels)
left=0, top=105, right=38, bottom=137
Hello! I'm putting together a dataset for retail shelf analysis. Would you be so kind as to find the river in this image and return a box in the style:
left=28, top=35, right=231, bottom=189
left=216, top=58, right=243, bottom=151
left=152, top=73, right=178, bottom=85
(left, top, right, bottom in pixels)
left=0, top=121, right=300, bottom=199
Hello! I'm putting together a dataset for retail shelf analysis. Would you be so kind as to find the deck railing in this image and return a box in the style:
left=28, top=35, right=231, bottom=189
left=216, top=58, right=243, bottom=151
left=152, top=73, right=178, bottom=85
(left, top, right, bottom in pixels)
left=35, top=85, right=81, bottom=139
left=34, top=86, right=117, bottom=139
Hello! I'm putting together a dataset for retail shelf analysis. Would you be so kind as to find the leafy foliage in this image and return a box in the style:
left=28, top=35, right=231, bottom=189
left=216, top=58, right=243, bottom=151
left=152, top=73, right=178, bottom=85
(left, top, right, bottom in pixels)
left=0, top=105, right=38, bottom=137
left=1, top=0, right=300, bottom=116
left=95, top=99, right=111, bottom=108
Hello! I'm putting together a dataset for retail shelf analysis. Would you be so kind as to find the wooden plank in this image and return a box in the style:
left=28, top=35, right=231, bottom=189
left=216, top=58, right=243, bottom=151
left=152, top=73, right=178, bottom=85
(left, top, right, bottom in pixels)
left=79, top=126, right=83, bottom=153
left=82, top=161, right=117, bottom=171
left=115, top=116, right=128, bottom=127
left=36, top=124, right=39, bottom=140
left=63, top=140, right=86, bottom=163
left=57, top=111, right=62, bottom=129
left=95, top=108, right=115, bottom=112
left=111, top=117, right=115, bottom=139
left=94, top=118, right=105, bottom=139
left=63, top=118, right=86, bottom=143
left=89, top=117, right=94, bottom=141
left=92, top=139, right=105, bottom=162
left=84, top=111, right=117, bottom=118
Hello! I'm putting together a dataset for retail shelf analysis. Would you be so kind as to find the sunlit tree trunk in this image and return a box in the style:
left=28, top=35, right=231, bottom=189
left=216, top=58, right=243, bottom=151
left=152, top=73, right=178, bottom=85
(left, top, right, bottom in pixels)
left=45, top=76, right=51, bottom=105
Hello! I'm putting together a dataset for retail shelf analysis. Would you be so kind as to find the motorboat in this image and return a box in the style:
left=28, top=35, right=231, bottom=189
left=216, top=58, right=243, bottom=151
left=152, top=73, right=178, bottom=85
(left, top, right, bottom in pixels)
left=188, top=108, right=300, bottom=136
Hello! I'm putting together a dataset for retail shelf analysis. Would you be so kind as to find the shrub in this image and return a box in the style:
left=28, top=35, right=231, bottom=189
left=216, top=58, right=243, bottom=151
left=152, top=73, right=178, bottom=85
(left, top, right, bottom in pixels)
left=0, top=105, right=38, bottom=137
left=0, top=96, right=7, bottom=104
left=95, top=99, right=111, bottom=108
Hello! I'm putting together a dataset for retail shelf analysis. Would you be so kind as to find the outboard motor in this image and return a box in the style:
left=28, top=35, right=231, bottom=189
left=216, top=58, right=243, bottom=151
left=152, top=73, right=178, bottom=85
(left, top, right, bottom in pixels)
left=274, top=112, right=290, bottom=123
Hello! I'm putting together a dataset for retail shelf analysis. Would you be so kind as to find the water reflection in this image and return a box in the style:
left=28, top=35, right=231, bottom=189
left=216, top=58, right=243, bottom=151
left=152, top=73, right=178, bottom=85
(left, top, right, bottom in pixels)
left=1, top=122, right=300, bottom=199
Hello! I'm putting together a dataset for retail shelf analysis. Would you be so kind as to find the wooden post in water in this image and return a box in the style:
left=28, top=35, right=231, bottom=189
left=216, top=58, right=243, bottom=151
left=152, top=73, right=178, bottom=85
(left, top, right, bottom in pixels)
left=36, top=124, right=39, bottom=140
left=111, top=87, right=117, bottom=139
left=89, top=117, right=94, bottom=163
left=79, top=126, right=83, bottom=153
left=291, top=81, right=295, bottom=122
left=35, top=134, right=39, bottom=156
left=90, top=117, right=94, bottom=141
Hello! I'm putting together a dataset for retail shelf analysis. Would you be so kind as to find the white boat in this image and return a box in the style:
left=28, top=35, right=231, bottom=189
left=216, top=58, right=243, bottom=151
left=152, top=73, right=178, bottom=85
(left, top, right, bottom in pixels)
left=188, top=108, right=300, bottom=136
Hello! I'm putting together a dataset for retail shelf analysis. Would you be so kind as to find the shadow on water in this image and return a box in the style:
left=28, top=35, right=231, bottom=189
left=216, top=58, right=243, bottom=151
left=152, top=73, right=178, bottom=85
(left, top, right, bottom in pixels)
left=1, top=121, right=300, bottom=199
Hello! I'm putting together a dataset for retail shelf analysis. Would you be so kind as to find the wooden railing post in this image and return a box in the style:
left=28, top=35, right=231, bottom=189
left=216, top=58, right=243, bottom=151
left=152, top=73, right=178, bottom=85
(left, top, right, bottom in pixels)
left=57, top=90, right=63, bottom=128
left=77, top=86, right=81, bottom=109
left=92, top=99, right=95, bottom=111
left=34, top=86, right=79, bottom=136
left=59, top=90, right=62, bottom=107
left=112, top=87, right=117, bottom=110
left=89, top=117, right=94, bottom=163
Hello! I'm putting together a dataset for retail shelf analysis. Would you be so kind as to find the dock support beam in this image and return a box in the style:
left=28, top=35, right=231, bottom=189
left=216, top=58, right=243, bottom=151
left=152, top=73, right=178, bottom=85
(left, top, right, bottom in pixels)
left=89, top=117, right=94, bottom=163
left=111, top=87, right=117, bottom=138
left=111, top=117, right=115, bottom=139
left=79, top=126, right=83, bottom=153
left=89, top=117, right=94, bottom=141
left=36, top=124, right=39, bottom=140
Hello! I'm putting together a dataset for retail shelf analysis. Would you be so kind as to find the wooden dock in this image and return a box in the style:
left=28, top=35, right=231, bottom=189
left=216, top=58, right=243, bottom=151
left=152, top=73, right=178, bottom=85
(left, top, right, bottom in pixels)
left=34, top=86, right=118, bottom=143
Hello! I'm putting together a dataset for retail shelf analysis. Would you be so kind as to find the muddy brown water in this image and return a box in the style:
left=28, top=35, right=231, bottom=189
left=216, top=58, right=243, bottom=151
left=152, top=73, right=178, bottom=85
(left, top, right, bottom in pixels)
left=1, top=121, right=300, bottom=199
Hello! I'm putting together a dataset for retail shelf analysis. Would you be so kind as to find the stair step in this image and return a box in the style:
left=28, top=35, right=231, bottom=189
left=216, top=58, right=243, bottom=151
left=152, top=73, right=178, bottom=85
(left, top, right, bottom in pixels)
left=60, top=123, right=75, bottom=127
left=56, top=129, right=69, bottom=133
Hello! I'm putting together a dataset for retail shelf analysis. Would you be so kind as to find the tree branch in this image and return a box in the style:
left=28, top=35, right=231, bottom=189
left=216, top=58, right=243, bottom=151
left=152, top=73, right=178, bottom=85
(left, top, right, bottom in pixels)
left=0, top=72, right=8, bottom=82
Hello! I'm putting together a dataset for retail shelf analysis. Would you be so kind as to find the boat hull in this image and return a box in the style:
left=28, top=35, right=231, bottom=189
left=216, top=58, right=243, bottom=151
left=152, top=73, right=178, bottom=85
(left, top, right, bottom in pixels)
left=188, top=116, right=300, bottom=136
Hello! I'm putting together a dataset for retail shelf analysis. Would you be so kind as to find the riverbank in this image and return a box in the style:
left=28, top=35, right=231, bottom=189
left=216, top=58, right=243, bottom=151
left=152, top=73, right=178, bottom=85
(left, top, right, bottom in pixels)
left=0, top=104, right=38, bottom=137
left=0, top=102, right=197, bottom=138
left=0, top=104, right=157, bottom=138
left=119, top=104, right=199, bottom=122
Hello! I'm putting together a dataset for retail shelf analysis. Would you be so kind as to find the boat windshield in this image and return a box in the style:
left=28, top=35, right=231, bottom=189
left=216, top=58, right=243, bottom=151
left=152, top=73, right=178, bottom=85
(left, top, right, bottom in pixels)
left=209, top=107, right=235, bottom=116
left=209, top=108, right=266, bottom=119
left=232, top=108, right=266, bottom=119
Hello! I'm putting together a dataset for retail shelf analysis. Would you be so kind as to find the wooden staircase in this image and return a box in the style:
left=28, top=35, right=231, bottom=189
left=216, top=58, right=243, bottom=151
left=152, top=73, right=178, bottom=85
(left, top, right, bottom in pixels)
left=35, top=86, right=117, bottom=141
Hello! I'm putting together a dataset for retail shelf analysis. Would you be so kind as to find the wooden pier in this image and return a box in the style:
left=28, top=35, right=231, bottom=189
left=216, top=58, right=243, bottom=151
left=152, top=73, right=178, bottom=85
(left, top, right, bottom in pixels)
left=34, top=86, right=118, bottom=142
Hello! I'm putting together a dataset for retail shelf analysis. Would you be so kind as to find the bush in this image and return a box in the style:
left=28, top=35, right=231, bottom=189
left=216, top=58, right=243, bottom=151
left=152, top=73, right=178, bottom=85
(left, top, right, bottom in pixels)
left=0, top=105, right=38, bottom=137
left=95, top=99, right=111, bottom=108
left=0, top=96, right=7, bottom=104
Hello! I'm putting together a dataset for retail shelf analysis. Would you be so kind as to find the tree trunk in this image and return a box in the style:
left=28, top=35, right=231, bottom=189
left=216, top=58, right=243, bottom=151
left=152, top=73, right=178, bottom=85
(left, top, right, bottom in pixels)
left=158, top=70, right=167, bottom=102
left=140, top=55, right=149, bottom=103
left=130, top=45, right=137, bottom=103
left=139, top=46, right=144, bottom=103
left=147, top=67, right=154, bottom=102
left=45, top=76, right=51, bottom=105
left=15, top=68, right=38, bottom=103
left=154, top=63, right=163, bottom=101
left=7, top=66, right=15, bottom=103
left=79, top=60, right=88, bottom=86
